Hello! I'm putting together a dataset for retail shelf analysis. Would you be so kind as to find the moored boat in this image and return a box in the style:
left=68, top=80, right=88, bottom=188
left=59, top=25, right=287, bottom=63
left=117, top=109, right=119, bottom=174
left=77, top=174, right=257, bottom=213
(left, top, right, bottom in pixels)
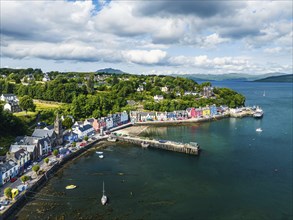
left=101, top=181, right=107, bottom=205
left=107, top=136, right=117, bottom=142
left=256, top=128, right=263, bottom=132
left=141, top=141, right=150, bottom=148
left=253, top=107, right=264, bottom=118
left=66, top=185, right=77, bottom=190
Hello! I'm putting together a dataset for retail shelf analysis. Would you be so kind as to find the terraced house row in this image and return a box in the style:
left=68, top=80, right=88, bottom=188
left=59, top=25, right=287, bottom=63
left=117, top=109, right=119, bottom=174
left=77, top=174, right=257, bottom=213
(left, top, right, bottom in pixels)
left=129, top=105, right=228, bottom=122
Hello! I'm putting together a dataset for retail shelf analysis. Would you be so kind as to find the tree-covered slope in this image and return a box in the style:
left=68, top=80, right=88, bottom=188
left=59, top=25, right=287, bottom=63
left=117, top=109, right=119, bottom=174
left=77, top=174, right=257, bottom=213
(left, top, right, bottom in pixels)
left=255, top=74, right=293, bottom=82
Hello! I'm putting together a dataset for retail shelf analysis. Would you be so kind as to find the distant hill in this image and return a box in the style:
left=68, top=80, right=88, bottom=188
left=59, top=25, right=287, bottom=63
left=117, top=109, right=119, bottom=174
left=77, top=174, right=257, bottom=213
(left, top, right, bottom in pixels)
left=176, top=72, right=288, bottom=82
left=96, top=68, right=126, bottom=74
left=255, top=74, right=293, bottom=83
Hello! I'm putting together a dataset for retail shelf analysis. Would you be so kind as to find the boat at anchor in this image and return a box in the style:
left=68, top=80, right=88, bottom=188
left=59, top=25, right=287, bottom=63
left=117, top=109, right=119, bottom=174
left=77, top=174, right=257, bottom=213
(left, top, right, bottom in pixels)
left=141, top=141, right=150, bottom=148
left=101, top=181, right=107, bottom=205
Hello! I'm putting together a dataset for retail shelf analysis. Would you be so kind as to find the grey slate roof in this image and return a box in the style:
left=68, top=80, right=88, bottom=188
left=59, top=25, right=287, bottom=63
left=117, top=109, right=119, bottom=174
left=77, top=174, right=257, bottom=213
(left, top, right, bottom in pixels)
left=32, top=129, right=54, bottom=138
left=77, top=124, right=93, bottom=132
left=10, top=145, right=36, bottom=153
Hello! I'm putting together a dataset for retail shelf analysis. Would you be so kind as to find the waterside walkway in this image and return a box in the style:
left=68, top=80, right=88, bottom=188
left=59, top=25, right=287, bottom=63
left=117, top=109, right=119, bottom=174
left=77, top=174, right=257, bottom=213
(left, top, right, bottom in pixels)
left=116, top=136, right=200, bottom=155
left=0, top=136, right=107, bottom=220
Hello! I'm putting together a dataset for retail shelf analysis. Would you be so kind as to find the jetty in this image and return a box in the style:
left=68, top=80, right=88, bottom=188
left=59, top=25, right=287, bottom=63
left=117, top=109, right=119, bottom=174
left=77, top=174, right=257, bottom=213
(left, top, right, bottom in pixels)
left=116, top=136, right=200, bottom=155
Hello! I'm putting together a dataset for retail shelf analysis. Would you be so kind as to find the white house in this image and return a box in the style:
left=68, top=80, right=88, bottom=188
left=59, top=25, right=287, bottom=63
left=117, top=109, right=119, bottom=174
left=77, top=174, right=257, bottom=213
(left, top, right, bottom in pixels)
left=156, top=112, right=167, bottom=121
left=0, top=160, right=19, bottom=185
left=161, top=86, right=169, bottom=92
left=1, top=94, right=18, bottom=102
left=7, top=149, right=31, bottom=174
left=42, top=74, right=50, bottom=82
left=136, top=85, right=144, bottom=92
left=154, top=95, right=164, bottom=102
left=138, top=112, right=156, bottom=121
left=105, top=117, right=113, bottom=130
left=73, top=124, right=95, bottom=139
left=184, top=91, right=198, bottom=96
left=3, top=101, right=21, bottom=113
left=120, top=111, right=129, bottom=123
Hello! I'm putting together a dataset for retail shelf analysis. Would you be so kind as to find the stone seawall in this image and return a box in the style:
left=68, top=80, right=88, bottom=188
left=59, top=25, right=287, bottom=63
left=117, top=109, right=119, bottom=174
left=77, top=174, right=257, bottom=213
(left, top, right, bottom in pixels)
left=117, top=136, right=200, bottom=155
left=0, top=138, right=105, bottom=220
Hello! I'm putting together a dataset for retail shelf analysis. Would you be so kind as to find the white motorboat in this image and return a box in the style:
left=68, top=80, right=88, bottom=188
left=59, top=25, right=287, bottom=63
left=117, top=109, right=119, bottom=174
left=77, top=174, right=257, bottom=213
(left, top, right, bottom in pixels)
left=256, top=128, right=263, bottom=132
left=99, top=155, right=104, bottom=159
left=101, top=181, right=107, bottom=205
left=141, top=141, right=150, bottom=148
left=253, top=107, right=264, bottom=118
left=96, top=151, right=103, bottom=154
left=107, top=136, right=117, bottom=142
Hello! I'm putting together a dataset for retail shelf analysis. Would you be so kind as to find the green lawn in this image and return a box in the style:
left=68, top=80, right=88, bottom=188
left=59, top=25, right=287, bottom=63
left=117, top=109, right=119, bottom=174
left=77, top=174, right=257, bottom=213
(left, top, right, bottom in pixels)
left=34, top=100, right=65, bottom=111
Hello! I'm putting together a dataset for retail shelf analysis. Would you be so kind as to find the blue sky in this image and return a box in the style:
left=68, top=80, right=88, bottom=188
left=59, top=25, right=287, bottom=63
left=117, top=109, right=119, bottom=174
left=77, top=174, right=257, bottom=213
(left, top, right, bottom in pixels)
left=0, top=0, right=292, bottom=75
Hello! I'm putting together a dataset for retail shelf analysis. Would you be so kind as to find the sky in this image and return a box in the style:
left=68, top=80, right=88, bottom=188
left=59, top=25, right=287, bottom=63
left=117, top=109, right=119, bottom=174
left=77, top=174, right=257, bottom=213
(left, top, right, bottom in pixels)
left=0, top=0, right=292, bottom=75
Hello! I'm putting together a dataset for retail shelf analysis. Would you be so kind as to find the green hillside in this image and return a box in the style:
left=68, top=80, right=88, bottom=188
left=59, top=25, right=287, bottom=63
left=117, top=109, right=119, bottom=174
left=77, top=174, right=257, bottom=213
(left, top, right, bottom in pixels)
left=255, top=74, right=293, bottom=82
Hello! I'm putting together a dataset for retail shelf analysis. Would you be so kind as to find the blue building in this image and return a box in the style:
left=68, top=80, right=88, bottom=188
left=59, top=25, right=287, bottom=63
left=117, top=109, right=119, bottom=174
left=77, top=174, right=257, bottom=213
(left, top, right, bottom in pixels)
left=64, top=131, right=79, bottom=143
left=210, top=105, right=218, bottom=115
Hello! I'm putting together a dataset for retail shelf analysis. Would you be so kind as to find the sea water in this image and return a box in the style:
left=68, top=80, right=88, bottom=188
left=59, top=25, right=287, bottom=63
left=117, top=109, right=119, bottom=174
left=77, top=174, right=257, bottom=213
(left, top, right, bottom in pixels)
left=13, top=82, right=292, bottom=220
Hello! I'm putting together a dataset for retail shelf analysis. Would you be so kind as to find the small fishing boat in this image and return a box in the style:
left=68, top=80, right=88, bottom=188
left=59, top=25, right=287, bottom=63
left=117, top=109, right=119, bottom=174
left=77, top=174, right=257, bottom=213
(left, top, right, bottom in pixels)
left=96, top=151, right=103, bottom=154
left=141, top=141, right=150, bottom=148
left=101, top=181, right=107, bottom=205
left=107, top=136, right=117, bottom=142
left=99, top=155, right=104, bottom=159
left=253, top=107, right=264, bottom=118
left=65, top=185, right=77, bottom=190
left=256, top=128, right=263, bottom=132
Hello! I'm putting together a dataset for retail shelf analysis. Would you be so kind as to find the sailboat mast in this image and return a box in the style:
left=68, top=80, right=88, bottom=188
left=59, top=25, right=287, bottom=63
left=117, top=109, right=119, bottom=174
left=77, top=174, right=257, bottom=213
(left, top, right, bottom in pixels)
left=103, top=181, right=105, bottom=195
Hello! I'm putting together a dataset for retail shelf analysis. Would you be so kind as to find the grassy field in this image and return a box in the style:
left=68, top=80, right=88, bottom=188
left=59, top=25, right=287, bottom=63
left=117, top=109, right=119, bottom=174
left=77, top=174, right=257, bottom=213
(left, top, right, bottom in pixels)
left=13, top=111, right=38, bottom=117
left=34, top=99, right=66, bottom=111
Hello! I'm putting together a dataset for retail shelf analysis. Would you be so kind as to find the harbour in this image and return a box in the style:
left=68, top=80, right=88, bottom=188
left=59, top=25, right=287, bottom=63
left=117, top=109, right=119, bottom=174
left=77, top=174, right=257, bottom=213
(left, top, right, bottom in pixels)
left=116, top=135, right=200, bottom=155
left=4, top=82, right=293, bottom=220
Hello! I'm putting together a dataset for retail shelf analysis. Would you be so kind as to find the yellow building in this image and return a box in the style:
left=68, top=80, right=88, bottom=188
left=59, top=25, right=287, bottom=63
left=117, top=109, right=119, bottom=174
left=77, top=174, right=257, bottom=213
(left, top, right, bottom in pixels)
left=11, top=188, right=19, bottom=199
left=202, top=107, right=211, bottom=116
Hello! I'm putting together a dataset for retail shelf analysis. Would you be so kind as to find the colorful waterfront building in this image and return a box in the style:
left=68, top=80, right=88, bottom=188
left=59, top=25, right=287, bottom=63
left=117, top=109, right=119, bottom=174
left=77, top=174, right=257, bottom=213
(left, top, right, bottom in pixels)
left=120, top=111, right=129, bottom=124
left=167, top=112, right=176, bottom=120
left=187, top=108, right=197, bottom=118
left=105, top=117, right=114, bottom=130
left=210, top=105, right=218, bottom=116
left=156, top=112, right=167, bottom=121
left=195, top=108, right=203, bottom=117
left=202, top=107, right=211, bottom=117
left=175, top=110, right=188, bottom=119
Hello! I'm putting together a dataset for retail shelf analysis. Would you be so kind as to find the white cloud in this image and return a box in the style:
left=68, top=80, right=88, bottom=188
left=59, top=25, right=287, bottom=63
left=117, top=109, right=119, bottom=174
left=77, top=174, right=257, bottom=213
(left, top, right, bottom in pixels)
left=123, top=50, right=167, bottom=65
left=0, top=0, right=292, bottom=74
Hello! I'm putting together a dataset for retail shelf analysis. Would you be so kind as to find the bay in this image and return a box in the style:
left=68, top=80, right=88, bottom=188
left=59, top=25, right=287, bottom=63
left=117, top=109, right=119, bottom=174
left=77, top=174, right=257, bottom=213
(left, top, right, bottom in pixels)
left=13, top=82, right=292, bottom=220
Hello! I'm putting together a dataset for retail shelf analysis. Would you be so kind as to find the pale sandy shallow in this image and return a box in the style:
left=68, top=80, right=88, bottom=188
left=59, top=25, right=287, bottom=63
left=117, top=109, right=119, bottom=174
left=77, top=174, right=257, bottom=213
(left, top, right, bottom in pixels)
left=116, top=125, right=149, bottom=136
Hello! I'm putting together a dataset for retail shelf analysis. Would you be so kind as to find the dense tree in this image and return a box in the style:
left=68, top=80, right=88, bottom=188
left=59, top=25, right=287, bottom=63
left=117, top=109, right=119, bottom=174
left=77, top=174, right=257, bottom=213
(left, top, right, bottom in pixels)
left=44, top=157, right=49, bottom=165
left=0, top=105, right=27, bottom=136
left=4, top=187, right=12, bottom=199
left=62, top=117, right=74, bottom=129
left=19, top=95, right=36, bottom=114
left=20, top=175, right=30, bottom=184
left=53, top=149, right=59, bottom=157
left=32, top=165, right=40, bottom=175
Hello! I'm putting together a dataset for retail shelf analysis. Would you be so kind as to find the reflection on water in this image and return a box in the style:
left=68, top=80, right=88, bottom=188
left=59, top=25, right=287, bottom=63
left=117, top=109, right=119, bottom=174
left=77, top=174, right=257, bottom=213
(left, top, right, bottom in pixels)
left=13, top=82, right=292, bottom=220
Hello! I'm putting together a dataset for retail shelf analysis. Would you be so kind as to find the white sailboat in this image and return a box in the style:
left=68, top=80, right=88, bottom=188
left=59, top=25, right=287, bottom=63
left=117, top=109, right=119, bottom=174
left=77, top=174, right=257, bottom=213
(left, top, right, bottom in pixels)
left=101, top=181, right=107, bottom=205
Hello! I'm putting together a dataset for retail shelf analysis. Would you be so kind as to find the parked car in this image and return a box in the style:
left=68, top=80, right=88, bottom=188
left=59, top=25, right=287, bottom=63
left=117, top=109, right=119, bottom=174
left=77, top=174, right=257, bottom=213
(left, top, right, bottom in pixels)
left=10, top=177, right=17, bottom=183
left=79, top=142, right=86, bottom=147
left=1, top=200, right=10, bottom=206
